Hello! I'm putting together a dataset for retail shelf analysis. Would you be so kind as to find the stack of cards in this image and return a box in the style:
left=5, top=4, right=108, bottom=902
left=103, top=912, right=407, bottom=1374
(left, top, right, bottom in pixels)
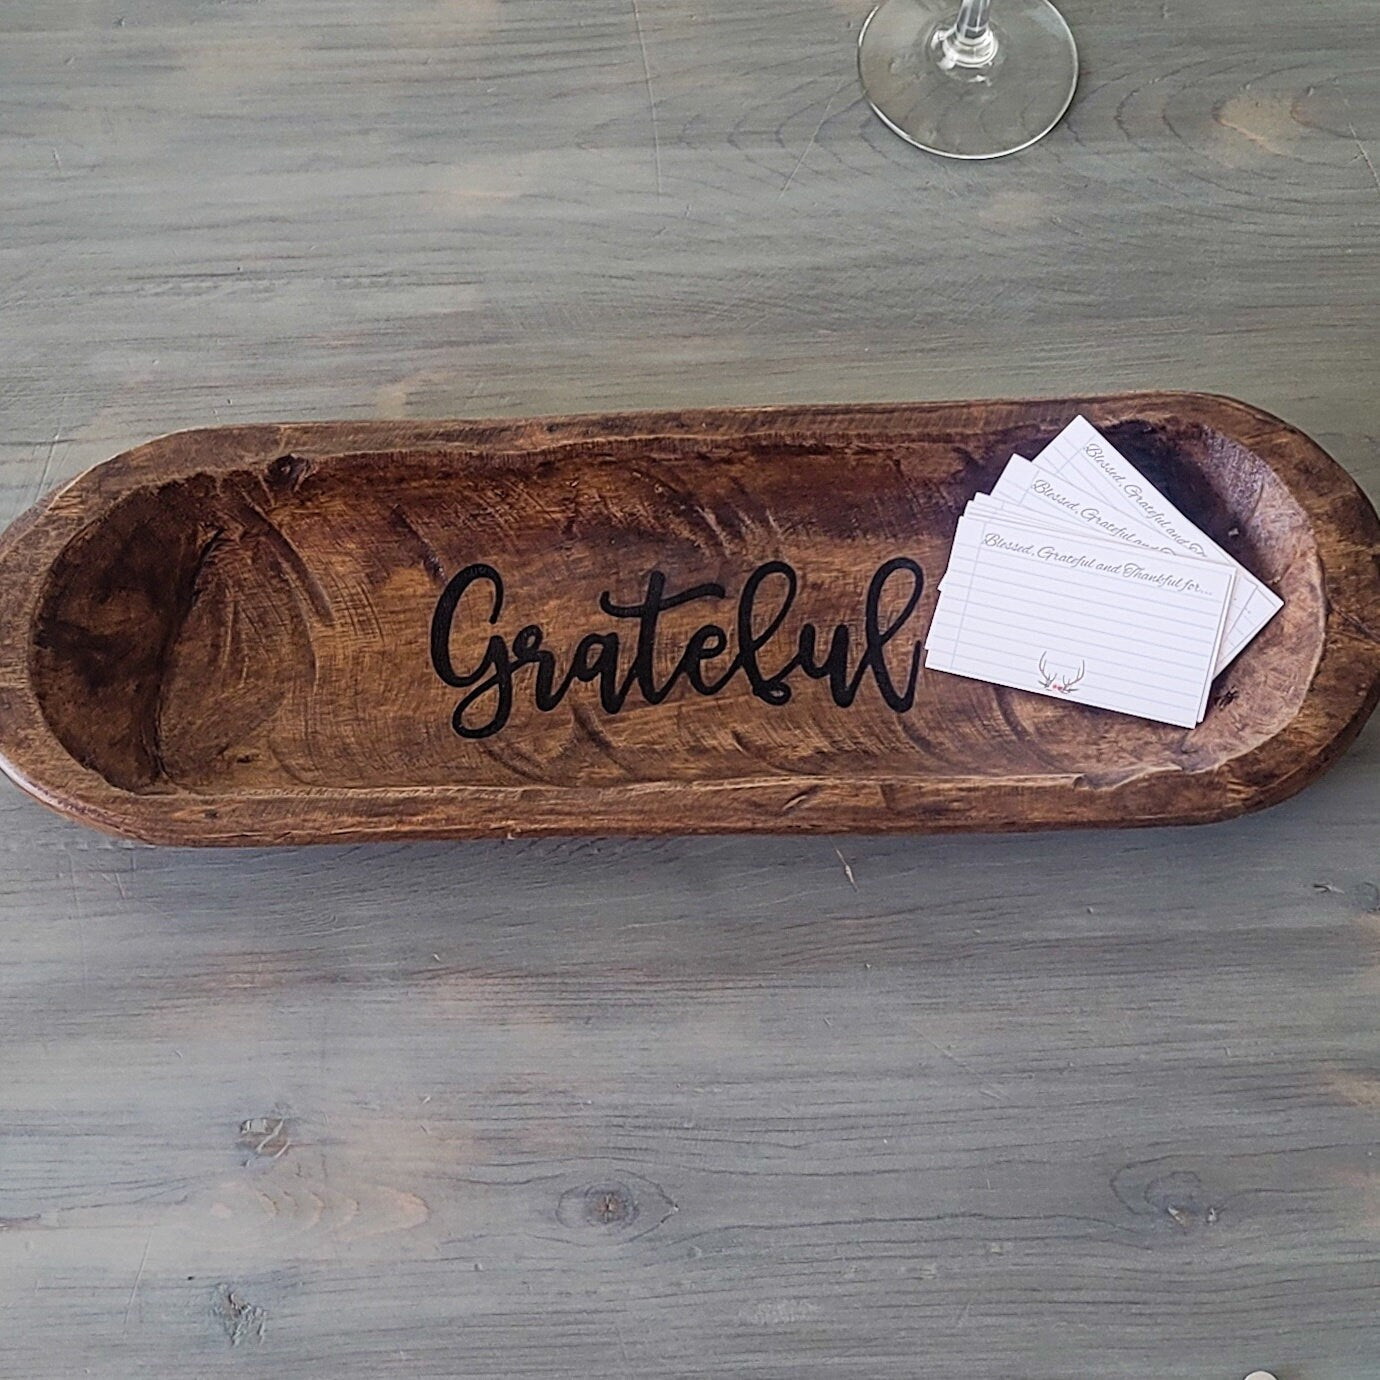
left=924, top=417, right=1283, bottom=729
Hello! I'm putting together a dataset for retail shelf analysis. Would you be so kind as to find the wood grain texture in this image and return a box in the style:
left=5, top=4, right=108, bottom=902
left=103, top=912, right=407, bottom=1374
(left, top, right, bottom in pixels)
left=1, top=0, right=1378, bottom=1374
left=2, top=393, right=1377, bottom=842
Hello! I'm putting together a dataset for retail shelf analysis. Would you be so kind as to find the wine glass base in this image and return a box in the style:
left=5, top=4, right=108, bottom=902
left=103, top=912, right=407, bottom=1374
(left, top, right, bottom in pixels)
left=858, top=0, right=1078, bottom=160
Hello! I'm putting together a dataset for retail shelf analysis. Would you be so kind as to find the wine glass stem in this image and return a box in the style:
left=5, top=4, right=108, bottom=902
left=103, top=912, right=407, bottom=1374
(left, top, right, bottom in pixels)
left=942, top=0, right=998, bottom=66
left=954, top=0, right=991, bottom=39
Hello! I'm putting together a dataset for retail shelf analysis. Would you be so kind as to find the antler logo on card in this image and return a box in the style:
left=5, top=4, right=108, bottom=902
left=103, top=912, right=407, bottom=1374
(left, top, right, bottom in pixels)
left=1037, top=653, right=1085, bottom=694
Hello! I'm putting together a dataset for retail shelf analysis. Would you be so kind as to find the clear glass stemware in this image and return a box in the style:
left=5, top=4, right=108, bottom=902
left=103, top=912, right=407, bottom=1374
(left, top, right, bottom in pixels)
left=858, top=0, right=1078, bottom=159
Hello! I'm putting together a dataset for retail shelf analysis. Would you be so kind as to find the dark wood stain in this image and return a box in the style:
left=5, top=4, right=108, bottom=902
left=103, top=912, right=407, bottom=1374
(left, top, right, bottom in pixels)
left=0, top=393, right=1375, bottom=844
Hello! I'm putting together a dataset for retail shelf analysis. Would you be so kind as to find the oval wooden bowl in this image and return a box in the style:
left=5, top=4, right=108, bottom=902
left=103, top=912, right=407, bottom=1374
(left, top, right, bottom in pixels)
left=0, top=393, right=1376, bottom=845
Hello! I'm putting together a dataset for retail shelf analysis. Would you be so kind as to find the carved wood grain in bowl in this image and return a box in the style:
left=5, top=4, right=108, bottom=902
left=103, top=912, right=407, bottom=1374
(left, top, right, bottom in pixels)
left=0, top=393, right=1375, bottom=843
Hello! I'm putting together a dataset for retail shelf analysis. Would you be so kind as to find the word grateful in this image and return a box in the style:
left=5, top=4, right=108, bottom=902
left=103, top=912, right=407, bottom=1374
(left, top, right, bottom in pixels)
left=430, top=558, right=925, bottom=739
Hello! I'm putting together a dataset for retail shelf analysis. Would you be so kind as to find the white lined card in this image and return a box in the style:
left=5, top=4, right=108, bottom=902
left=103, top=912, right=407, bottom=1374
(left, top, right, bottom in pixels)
left=990, top=458, right=1220, bottom=559
left=924, top=513, right=1236, bottom=728
left=1031, top=417, right=1282, bottom=669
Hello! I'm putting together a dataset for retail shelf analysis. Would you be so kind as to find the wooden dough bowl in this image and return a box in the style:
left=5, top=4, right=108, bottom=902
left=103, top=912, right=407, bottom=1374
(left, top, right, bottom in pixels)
left=0, top=393, right=1376, bottom=845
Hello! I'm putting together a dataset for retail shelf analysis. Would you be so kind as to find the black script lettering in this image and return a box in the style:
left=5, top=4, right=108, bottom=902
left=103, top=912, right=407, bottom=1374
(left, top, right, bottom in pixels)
left=570, top=632, right=622, bottom=709
left=430, top=562, right=513, bottom=740
left=735, top=561, right=798, bottom=705
left=861, top=555, right=925, bottom=710
left=429, top=558, right=926, bottom=739
left=678, top=624, right=730, bottom=694
left=599, top=572, right=727, bottom=707
left=780, top=556, right=923, bottom=710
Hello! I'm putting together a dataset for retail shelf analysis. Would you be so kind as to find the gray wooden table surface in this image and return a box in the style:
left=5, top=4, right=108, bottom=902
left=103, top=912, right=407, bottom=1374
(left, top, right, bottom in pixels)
left=2, top=0, right=1377, bottom=1375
